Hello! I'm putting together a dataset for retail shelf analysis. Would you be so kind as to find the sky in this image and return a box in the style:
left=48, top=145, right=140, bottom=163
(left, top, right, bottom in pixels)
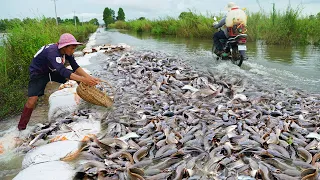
left=1, top=0, right=320, bottom=23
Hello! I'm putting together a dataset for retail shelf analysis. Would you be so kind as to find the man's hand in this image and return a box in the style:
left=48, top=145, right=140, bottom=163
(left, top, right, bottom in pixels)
left=70, top=72, right=101, bottom=86
left=83, top=76, right=100, bottom=86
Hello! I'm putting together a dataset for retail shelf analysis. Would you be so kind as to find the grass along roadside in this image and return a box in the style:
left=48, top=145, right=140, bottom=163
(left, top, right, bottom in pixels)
left=0, top=18, right=97, bottom=120
left=109, top=5, right=320, bottom=46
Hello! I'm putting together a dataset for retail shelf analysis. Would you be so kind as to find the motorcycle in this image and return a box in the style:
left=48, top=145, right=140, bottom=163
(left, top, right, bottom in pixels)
left=212, top=17, right=247, bottom=67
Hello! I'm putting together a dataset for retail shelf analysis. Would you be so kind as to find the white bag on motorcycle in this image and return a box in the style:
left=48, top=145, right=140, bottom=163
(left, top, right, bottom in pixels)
left=226, top=9, right=247, bottom=27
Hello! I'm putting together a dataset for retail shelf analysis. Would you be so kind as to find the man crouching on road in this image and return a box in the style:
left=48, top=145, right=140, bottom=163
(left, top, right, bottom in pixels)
left=17, top=33, right=101, bottom=131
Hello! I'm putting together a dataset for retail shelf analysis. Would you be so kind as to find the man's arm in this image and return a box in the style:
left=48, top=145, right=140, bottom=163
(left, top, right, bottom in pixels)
left=74, top=66, right=91, bottom=78
left=65, top=55, right=100, bottom=86
left=69, top=70, right=100, bottom=86
left=214, top=16, right=226, bottom=29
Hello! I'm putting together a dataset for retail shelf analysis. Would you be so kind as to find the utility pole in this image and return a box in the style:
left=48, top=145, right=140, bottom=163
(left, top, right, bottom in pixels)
left=271, top=2, right=275, bottom=25
left=73, top=11, right=76, bottom=26
left=52, top=0, right=58, bottom=25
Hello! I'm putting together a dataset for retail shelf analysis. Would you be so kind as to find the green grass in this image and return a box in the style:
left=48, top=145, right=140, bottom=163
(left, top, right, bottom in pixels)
left=119, top=13, right=217, bottom=38
left=113, top=6, right=320, bottom=46
left=0, top=18, right=97, bottom=120
left=109, top=21, right=127, bottom=29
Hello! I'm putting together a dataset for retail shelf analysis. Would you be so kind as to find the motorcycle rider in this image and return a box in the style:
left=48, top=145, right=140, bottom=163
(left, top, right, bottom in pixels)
left=213, top=2, right=246, bottom=56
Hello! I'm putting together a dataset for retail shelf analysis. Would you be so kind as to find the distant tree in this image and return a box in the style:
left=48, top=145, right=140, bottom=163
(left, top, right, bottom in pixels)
left=10, top=18, right=22, bottom=25
left=22, top=18, right=37, bottom=24
left=117, top=8, right=125, bottom=21
left=57, top=17, right=63, bottom=24
left=89, top=18, right=99, bottom=26
left=5, top=18, right=22, bottom=29
left=317, top=12, right=320, bottom=19
left=40, top=18, right=57, bottom=25
left=111, top=9, right=116, bottom=21
left=178, top=12, right=194, bottom=19
left=309, top=15, right=315, bottom=19
left=138, top=17, right=146, bottom=20
left=0, top=19, right=6, bottom=32
left=103, top=7, right=115, bottom=26
left=73, top=16, right=80, bottom=25
left=63, top=18, right=74, bottom=24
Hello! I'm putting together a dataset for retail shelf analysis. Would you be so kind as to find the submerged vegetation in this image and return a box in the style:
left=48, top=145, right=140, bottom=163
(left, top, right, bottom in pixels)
left=0, top=18, right=97, bottom=119
left=109, top=5, right=320, bottom=46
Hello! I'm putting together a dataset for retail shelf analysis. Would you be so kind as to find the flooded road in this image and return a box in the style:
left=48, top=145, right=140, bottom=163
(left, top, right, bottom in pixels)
left=0, top=33, right=6, bottom=46
left=0, top=82, right=60, bottom=180
left=0, top=28, right=319, bottom=179
left=95, top=29, right=320, bottom=93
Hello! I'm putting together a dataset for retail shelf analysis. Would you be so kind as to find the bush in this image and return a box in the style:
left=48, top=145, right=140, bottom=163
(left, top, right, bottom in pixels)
left=115, top=6, right=320, bottom=45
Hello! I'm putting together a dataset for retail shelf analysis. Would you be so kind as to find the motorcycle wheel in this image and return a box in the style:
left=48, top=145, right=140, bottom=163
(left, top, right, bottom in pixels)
left=211, top=44, right=215, bottom=54
left=211, top=45, right=220, bottom=60
left=230, top=46, right=244, bottom=67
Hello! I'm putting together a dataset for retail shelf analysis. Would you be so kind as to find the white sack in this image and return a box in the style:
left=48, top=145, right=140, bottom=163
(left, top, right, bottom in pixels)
left=22, top=141, right=81, bottom=169
left=49, top=116, right=101, bottom=142
left=13, top=161, right=75, bottom=180
left=48, top=86, right=78, bottom=122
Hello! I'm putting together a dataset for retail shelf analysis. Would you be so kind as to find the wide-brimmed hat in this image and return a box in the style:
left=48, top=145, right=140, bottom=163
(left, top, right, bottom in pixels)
left=58, top=33, right=82, bottom=49
left=225, top=2, right=239, bottom=11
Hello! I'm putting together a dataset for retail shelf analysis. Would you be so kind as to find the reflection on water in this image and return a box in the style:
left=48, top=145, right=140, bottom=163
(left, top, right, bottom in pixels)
left=264, top=44, right=294, bottom=63
left=0, top=28, right=319, bottom=179
left=0, top=82, right=61, bottom=179
left=120, top=30, right=214, bottom=51
left=247, top=41, right=320, bottom=93
left=98, top=29, right=320, bottom=93
left=0, top=151, right=23, bottom=179
left=0, top=33, right=6, bottom=46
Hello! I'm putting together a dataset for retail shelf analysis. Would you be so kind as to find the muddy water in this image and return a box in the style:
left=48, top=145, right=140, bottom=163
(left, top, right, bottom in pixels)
left=95, top=29, right=320, bottom=93
left=0, top=33, right=6, bottom=46
left=0, top=82, right=60, bottom=179
left=0, top=44, right=104, bottom=179
left=0, top=28, right=319, bottom=179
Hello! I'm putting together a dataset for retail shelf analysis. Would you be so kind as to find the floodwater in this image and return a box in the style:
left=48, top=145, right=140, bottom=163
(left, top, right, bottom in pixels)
left=0, top=33, right=6, bottom=46
left=0, top=82, right=60, bottom=180
left=96, top=29, right=320, bottom=94
left=0, top=28, right=319, bottom=179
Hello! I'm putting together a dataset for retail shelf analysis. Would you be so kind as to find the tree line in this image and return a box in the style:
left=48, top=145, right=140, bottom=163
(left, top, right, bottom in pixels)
left=57, top=16, right=99, bottom=26
left=103, top=7, right=125, bottom=27
left=0, top=17, right=99, bottom=32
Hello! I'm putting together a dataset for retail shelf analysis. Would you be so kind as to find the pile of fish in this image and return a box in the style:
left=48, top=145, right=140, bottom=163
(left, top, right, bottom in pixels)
left=83, top=43, right=131, bottom=54
left=18, top=48, right=320, bottom=180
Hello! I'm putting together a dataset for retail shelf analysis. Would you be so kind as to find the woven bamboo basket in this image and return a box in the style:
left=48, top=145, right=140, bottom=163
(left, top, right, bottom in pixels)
left=76, top=80, right=114, bottom=107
